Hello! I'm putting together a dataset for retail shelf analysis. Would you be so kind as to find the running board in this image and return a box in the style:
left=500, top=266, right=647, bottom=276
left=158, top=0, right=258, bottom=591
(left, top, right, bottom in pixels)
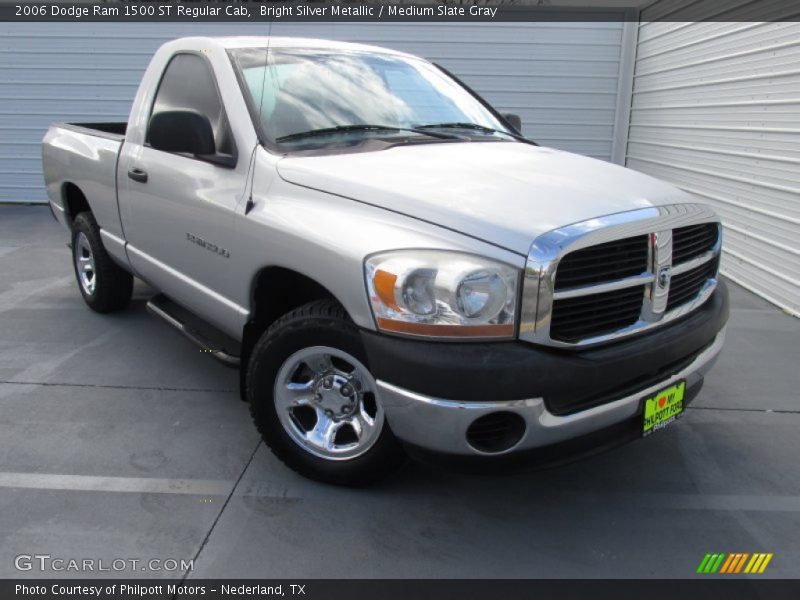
left=146, top=295, right=241, bottom=368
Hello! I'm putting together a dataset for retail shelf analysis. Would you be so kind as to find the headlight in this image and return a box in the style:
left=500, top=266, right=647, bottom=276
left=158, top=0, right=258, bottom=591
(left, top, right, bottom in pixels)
left=365, top=250, right=519, bottom=339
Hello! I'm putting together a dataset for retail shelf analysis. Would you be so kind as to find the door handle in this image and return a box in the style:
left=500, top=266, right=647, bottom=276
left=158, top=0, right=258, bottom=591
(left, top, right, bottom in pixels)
left=127, top=167, right=148, bottom=183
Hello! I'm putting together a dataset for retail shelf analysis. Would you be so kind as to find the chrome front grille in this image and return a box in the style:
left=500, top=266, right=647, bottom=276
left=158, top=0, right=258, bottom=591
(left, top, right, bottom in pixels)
left=672, top=223, right=719, bottom=264
left=520, top=204, right=722, bottom=348
left=553, top=235, right=649, bottom=290
left=550, top=285, right=646, bottom=343
left=666, top=258, right=719, bottom=312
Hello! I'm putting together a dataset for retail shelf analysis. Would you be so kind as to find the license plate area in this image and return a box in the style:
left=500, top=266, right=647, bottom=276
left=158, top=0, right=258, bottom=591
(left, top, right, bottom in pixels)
left=642, top=380, right=686, bottom=436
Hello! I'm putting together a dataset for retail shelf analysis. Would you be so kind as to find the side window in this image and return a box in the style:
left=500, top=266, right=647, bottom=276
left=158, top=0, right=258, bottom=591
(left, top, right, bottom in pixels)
left=148, top=53, right=235, bottom=157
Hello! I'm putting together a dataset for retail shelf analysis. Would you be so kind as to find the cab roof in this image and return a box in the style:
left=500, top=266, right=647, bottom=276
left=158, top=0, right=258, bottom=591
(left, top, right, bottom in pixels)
left=173, top=36, right=414, bottom=58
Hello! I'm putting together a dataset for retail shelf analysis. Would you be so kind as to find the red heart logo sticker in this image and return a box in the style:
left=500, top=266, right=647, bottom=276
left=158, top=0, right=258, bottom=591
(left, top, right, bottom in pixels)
left=658, top=397, right=667, bottom=408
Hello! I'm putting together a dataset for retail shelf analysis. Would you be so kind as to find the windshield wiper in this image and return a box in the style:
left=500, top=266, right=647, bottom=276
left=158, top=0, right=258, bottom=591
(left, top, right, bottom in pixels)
left=415, top=122, right=533, bottom=144
left=276, top=124, right=459, bottom=143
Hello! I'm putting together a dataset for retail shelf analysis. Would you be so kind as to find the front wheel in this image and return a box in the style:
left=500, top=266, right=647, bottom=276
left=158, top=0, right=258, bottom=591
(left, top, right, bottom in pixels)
left=246, top=300, right=405, bottom=486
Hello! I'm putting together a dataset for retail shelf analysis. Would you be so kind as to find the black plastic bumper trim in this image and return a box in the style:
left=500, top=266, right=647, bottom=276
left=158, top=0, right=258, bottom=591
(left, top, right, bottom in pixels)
left=361, top=280, right=729, bottom=416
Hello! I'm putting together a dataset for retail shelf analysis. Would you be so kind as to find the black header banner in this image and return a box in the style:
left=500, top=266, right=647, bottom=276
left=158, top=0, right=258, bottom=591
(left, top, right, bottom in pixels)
left=5, top=1, right=628, bottom=22
left=2, top=0, right=800, bottom=22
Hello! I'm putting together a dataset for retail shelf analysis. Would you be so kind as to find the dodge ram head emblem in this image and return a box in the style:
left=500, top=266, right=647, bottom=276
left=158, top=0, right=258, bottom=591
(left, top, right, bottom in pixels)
left=658, top=266, right=672, bottom=289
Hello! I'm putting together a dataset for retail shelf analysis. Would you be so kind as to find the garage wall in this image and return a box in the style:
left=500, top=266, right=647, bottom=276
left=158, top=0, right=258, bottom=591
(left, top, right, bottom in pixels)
left=626, top=19, right=800, bottom=316
left=0, top=19, right=632, bottom=204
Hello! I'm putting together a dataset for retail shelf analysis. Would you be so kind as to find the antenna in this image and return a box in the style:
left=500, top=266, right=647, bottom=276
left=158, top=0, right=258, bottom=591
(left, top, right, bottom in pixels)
left=256, top=14, right=275, bottom=138
left=245, top=14, right=274, bottom=215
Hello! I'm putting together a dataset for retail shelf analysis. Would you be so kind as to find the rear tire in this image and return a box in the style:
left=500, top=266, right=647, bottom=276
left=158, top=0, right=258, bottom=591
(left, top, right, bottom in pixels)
left=71, top=212, right=133, bottom=313
left=247, top=300, right=405, bottom=486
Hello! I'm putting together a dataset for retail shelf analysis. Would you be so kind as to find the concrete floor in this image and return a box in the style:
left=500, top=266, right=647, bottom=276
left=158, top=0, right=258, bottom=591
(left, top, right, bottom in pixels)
left=1, top=204, right=798, bottom=579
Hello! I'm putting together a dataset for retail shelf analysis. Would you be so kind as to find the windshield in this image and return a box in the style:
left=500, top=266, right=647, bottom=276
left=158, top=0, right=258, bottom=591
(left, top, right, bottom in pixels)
left=229, top=47, right=512, bottom=146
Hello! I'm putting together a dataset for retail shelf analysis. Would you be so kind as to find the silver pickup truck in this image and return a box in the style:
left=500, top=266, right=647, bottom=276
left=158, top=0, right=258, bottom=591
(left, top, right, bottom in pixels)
left=42, top=36, right=729, bottom=485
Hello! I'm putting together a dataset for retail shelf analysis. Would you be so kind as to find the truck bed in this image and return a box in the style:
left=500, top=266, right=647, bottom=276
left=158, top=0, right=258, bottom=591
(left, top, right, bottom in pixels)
left=42, top=121, right=128, bottom=238
left=58, top=121, right=127, bottom=141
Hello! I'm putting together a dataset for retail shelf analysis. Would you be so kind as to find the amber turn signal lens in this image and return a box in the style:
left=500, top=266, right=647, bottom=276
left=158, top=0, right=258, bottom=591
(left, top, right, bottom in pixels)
left=373, top=269, right=400, bottom=311
left=376, top=318, right=513, bottom=338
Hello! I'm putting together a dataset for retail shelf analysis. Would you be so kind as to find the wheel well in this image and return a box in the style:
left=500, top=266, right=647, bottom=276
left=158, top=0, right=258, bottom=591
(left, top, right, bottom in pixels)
left=62, top=183, right=90, bottom=224
left=250, top=267, right=337, bottom=331
left=239, top=267, right=340, bottom=399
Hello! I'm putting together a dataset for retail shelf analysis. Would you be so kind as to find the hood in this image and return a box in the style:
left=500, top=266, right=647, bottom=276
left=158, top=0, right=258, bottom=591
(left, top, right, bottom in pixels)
left=276, top=142, right=693, bottom=255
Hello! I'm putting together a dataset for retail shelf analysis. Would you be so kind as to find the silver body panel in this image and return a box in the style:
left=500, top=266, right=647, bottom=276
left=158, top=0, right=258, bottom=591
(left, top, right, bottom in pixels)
left=276, top=142, right=697, bottom=257
left=232, top=149, right=524, bottom=332
left=41, top=125, right=124, bottom=238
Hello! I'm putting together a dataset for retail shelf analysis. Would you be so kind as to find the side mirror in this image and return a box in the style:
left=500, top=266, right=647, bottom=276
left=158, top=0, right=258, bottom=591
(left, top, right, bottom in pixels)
left=148, top=110, right=215, bottom=156
left=501, top=113, right=522, bottom=134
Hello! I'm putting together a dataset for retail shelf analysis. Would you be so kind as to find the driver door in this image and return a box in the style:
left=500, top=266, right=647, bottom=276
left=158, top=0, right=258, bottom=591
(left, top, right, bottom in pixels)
left=118, top=52, right=248, bottom=335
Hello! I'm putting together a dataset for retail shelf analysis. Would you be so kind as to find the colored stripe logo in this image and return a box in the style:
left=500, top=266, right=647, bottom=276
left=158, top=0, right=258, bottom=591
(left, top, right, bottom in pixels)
left=697, top=553, right=773, bottom=574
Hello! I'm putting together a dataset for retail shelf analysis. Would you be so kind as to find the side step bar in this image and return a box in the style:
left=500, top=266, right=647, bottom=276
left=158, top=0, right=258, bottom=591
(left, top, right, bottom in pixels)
left=146, top=295, right=241, bottom=368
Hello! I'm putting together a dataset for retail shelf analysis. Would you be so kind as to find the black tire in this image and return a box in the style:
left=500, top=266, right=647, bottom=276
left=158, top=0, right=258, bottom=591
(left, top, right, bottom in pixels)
left=247, top=300, right=406, bottom=486
left=71, top=212, right=133, bottom=313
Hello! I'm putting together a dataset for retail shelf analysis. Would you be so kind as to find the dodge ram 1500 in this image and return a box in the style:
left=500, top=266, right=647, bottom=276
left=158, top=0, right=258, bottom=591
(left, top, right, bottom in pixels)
left=42, top=37, right=729, bottom=485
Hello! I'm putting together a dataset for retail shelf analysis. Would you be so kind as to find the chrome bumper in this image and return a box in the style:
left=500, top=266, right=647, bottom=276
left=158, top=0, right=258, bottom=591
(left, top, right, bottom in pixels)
left=377, top=328, right=725, bottom=456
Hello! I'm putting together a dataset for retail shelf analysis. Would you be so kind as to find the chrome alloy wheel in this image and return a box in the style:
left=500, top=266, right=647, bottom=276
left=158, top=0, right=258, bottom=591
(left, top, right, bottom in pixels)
left=75, top=231, right=96, bottom=295
left=274, top=346, right=384, bottom=461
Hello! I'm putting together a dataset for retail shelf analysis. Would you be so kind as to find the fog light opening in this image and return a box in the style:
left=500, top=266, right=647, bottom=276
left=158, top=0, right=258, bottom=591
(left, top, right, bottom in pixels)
left=465, top=411, right=526, bottom=454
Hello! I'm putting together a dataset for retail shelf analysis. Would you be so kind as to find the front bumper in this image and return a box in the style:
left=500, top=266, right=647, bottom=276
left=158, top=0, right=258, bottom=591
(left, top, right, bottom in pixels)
left=376, top=329, right=723, bottom=456
left=363, top=282, right=729, bottom=457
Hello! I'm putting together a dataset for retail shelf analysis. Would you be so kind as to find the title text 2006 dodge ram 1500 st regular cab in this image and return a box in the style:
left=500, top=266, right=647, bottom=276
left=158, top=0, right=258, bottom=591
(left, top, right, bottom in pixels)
left=42, top=37, right=729, bottom=485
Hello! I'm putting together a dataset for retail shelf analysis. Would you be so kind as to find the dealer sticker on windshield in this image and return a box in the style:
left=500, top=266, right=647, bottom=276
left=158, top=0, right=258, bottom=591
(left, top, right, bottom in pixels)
left=642, top=380, right=686, bottom=436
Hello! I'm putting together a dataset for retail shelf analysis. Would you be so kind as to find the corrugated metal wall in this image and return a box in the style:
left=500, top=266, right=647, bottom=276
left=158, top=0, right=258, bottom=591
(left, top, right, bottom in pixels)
left=0, top=19, right=631, bottom=204
left=627, top=18, right=800, bottom=316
